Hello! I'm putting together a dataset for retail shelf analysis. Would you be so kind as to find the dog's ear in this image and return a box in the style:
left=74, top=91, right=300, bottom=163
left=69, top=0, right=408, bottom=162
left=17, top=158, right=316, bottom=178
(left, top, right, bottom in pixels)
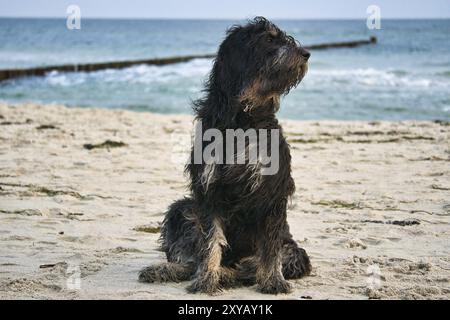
left=203, top=55, right=242, bottom=127
left=216, top=26, right=251, bottom=87
left=193, top=47, right=243, bottom=128
left=198, top=26, right=253, bottom=126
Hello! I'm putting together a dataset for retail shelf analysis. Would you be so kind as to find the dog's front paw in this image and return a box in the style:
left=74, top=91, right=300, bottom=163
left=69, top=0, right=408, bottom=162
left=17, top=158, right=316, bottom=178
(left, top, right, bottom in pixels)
left=138, top=265, right=161, bottom=283
left=258, top=276, right=292, bottom=294
left=186, top=274, right=223, bottom=295
left=282, top=247, right=312, bottom=279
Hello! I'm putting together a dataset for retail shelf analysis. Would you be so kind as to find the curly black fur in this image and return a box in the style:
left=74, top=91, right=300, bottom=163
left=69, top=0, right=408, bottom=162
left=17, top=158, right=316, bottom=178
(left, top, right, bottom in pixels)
left=139, top=17, right=312, bottom=295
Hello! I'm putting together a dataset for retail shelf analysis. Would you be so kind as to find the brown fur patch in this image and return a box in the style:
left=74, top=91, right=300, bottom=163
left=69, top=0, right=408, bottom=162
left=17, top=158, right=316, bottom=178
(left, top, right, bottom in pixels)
left=239, top=77, right=279, bottom=112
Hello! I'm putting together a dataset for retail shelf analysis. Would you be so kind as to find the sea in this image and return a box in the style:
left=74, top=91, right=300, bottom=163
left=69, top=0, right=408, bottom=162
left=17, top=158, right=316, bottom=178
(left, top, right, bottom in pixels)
left=0, top=18, right=449, bottom=120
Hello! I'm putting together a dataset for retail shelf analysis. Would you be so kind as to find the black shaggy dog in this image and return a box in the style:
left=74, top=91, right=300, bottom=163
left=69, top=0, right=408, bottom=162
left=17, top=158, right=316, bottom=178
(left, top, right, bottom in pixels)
left=139, top=17, right=311, bottom=294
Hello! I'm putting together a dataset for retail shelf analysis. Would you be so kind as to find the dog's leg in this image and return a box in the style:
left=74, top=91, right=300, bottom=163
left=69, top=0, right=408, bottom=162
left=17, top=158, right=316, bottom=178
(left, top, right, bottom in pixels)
left=255, top=200, right=292, bottom=294
left=281, top=238, right=312, bottom=279
left=186, top=215, right=228, bottom=295
left=138, top=262, right=195, bottom=283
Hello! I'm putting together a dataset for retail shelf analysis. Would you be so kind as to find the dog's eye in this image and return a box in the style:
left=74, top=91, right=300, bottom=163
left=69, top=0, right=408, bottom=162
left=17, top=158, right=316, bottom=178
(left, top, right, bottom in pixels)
left=267, top=35, right=274, bottom=43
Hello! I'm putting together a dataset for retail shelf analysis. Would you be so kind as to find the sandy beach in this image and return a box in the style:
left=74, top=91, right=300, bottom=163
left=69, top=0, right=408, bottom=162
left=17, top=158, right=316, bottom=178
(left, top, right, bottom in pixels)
left=0, top=102, right=449, bottom=300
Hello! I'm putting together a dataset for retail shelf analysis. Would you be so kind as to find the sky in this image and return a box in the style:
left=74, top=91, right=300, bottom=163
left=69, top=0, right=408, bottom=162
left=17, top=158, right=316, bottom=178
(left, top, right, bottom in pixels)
left=0, top=0, right=449, bottom=19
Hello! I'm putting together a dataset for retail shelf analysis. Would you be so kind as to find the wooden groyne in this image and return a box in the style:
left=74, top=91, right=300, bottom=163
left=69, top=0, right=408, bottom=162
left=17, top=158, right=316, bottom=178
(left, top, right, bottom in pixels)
left=0, top=37, right=376, bottom=82
left=306, top=36, right=377, bottom=49
left=0, top=54, right=215, bottom=82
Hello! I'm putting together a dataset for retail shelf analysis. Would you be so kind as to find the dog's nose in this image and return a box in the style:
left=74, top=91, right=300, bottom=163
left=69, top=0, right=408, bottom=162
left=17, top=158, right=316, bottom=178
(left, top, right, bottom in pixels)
left=300, top=48, right=311, bottom=60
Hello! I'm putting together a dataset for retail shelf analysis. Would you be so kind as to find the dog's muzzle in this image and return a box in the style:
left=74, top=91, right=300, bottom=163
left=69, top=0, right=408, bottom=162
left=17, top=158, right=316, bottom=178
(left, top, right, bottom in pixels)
left=299, top=47, right=311, bottom=61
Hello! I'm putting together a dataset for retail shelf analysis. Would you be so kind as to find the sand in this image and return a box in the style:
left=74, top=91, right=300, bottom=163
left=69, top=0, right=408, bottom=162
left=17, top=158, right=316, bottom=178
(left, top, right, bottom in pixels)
left=0, top=102, right=449, bottom=300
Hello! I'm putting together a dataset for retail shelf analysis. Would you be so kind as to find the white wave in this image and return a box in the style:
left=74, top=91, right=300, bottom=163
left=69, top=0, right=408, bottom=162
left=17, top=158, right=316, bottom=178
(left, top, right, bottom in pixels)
left=307, top=68, right=448, bottom=88
left=42, top=58, right=213, bottom=86
left=45, top=71, right=87, bottom=86
left=131, top=58, right=212, bottom=83
left=40, top=63, right=449, bottom=91
left=112, top=58, right=212, bottom=84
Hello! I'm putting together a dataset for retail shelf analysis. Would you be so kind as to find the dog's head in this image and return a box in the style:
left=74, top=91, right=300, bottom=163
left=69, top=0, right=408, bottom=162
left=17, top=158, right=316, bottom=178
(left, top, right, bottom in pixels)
left=211, top=17, right=309, bottom=110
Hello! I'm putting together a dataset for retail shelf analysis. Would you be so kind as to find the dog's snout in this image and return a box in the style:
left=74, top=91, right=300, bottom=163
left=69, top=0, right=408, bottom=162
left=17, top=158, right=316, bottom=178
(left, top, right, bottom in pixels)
left=300, top=48, right=311, bottom=60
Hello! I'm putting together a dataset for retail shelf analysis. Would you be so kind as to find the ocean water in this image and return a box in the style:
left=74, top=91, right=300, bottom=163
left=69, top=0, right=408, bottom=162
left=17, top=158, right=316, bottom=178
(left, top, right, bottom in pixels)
left=0, top=18, right=449, bottom=120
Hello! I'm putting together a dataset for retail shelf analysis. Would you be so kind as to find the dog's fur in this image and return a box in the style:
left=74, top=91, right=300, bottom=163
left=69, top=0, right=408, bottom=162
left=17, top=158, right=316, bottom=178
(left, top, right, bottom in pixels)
left=139, top=17, right=312, bottom=294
